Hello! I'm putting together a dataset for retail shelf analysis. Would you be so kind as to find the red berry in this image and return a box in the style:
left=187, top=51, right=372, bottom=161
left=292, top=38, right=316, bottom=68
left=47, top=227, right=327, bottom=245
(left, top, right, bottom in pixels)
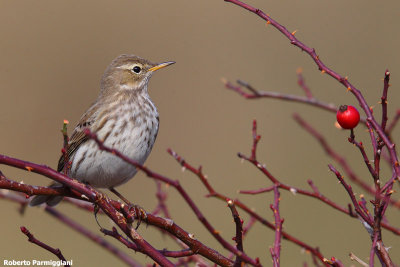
left=336, top=105, right=360, bottom=129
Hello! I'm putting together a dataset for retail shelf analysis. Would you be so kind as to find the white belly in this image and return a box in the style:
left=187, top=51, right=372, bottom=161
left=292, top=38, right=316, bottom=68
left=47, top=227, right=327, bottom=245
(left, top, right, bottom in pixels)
left=70, top=102, right=159, bottom=188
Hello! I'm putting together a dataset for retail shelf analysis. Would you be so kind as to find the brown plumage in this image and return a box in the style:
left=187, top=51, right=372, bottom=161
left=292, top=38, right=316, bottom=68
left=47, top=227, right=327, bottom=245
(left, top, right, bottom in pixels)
left=30, top=54, right=175, bottom=206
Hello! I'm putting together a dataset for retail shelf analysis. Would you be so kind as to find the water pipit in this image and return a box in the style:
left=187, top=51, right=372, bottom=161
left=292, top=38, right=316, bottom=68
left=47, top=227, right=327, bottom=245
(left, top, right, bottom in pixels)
left=30, top=54, right=175, bottom=206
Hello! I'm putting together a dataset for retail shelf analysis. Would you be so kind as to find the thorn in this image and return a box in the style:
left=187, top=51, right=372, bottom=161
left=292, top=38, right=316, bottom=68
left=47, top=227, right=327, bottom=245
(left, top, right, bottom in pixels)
left=266, top=21, right=271, bottom=25
left=347, top=87, right=352, bottom=92
left=291, top=30, right=297, bottom=35
left=321, top=70, right=326, bottom=74
left=63, top=119, right=69, bottom=125
left=289, top=188, right=297, bottom=195
left=25, top=166, right=33, bottom=172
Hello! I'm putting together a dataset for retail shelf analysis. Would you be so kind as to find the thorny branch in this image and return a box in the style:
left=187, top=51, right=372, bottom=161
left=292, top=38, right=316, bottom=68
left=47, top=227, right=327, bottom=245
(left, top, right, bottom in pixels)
left=222, top=2, right=398, bottom=266
left=0, top=156, right=232, bottom=266
left=168, top=147, right=330, bottom=266
left=227, top=200, right=244, bottom=267
left=0, top=1, right=399, bottom=266
left=224, top=0, right=400, bottom=187
left=270, top=186, right=283, bottom=267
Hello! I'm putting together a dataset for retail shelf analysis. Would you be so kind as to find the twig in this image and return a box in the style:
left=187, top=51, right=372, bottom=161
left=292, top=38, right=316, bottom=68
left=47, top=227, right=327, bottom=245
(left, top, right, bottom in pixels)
left=152, top=181, right=171, bottom=218
left=44, top=207, right=141, bottom=267
left=327, top=165, right=373, bottom=226
left=369, top=233, right=378, bottom=267
left=296, top=68, right=313, bottom=99
left=224, top=80, right=338, bottom=115
left=61, top=120, right=70, bottom=175
left=20, top=226, right=70, bottom=267
left=349, top=252, right=368, bottom=267
left=380, top=70, right=391, bottom=132
left=269, top=186, right=283, bottom=267
left=227, top=199, right=244, bottom=267
left=348, top=129, right=379, bottom=181
left=374, top=70, right=391, bottom=191
left=386, top=109, right=400, bottom=134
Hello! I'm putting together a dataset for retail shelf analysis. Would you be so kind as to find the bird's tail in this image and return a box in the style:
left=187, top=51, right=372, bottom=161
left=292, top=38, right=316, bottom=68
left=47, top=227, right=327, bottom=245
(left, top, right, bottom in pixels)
left=29, top=183, right=64, bottom=206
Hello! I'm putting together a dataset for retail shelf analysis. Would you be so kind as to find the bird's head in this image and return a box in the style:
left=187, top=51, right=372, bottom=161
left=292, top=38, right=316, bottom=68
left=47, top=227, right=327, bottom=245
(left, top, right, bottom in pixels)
left=100, top=54, right=175, bottom=95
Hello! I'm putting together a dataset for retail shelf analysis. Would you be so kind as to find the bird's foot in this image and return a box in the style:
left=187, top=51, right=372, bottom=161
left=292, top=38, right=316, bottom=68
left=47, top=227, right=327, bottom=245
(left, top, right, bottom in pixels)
left=120, top=203, right=147, bottom=230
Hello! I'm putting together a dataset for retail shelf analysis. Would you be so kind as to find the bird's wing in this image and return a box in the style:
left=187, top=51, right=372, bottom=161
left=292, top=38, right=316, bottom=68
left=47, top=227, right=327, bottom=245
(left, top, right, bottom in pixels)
left=57, top=102, right=99, bottom=172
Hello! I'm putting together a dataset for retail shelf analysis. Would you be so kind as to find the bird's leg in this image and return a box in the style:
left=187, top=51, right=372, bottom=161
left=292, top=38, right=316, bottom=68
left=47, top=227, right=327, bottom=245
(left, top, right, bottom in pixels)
left=109, top=187, right=147, bottom=229
left=110, top=187, right=133, bottom=206
left=93, top=203, right=103, bottom=229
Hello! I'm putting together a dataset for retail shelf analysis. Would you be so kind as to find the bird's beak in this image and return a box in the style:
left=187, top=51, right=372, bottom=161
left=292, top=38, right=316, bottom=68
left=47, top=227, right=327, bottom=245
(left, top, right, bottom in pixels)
left=148, top=61, right=175, bottom=72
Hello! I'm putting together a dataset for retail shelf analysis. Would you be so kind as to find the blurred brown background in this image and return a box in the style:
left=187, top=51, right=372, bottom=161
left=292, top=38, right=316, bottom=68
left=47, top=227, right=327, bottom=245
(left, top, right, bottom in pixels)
left=1, top=0, right=400, bottom=266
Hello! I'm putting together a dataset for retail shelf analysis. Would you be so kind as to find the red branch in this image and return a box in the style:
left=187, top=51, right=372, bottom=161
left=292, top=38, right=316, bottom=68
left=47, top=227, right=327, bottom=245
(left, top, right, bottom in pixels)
left=44, top=206, right=140, bottom=266
left=61, top=120, right=70, bottom=175
left=386, top=109, right=400, bottom=134
left=380, top=70, right=391, bottom=132
left=224, top=0, right=400, bottom=188
left=374, top=70, right=392, bottom=190
left=348, top=129, right=379, bottom=181
left=167, top=148, right=329, bottom=266
left=328, top=165, right=394, bottom=266
left=152, top=181, right=171, bottom=218
left=0, top=155, right=230, bottom=266
left=327, top=165, right=373, bottom=226
left=296, top=69, right=313, bottom=99
left=269, top=186, right=283, bottom=267
left=227, top=199, right=244, bottom=267
left=20, top=226, right=70, bottom=266
left=224, top=79, right=338, bottom=116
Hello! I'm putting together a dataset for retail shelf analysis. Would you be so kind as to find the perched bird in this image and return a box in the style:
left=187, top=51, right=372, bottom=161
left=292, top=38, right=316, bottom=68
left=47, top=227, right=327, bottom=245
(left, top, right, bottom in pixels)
left=30, top=54, right=175, bottom=206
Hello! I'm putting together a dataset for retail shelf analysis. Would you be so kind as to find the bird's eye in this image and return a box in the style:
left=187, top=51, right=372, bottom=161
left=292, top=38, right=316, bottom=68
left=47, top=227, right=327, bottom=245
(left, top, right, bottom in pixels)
left=132, top=66, right=141, bottom=73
